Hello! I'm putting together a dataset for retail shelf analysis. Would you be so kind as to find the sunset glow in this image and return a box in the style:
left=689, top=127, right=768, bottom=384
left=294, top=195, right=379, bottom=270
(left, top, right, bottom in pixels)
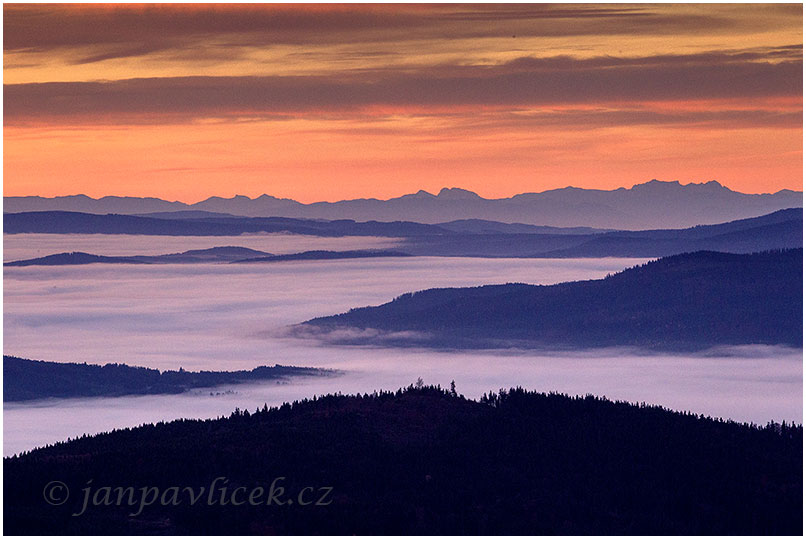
left=4, top=3, right=802, bottom=201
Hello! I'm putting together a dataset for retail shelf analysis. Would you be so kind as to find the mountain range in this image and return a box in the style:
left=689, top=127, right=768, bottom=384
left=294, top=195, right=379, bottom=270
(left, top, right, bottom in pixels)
left=6, top=180, right=802, bottom=230
left=4, top=209, right=802, bottom=260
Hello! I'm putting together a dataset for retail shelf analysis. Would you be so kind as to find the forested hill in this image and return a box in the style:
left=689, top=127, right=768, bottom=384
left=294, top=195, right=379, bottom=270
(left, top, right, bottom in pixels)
left=4, top=386, right=801, bottom=534
left=304, top=249, right=803, bottom=350
left=3, top=356, right=335, bottom=401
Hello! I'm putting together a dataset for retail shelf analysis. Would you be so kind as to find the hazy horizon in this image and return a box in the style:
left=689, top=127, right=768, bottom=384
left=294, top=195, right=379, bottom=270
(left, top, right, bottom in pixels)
left=5, top=4, right=801, bottom=202
left=5, top=178, right=804, bottom=205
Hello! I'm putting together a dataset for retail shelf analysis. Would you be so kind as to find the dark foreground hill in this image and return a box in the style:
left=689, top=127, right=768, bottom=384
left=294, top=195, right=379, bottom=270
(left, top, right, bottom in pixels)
left=4, top=386, right=801, bottom=534
left=3, top=356, right=336, bottom=402
left=304, top=249, right=803, bottom=350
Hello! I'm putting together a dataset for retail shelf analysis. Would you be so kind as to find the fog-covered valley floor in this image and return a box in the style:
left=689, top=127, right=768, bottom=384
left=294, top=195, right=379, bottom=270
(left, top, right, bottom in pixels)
left=4, top=234, right=802, bottom=456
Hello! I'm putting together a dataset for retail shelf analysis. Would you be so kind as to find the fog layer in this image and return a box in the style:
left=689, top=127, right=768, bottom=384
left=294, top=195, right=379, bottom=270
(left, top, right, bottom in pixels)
left=3, top=232, right=401, bottom=262
left=4, top=234, right=801, bottom=456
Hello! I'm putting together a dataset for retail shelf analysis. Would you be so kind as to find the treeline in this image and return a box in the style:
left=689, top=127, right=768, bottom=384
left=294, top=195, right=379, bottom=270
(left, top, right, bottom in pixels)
left=4, top=385, right=801, bottom=534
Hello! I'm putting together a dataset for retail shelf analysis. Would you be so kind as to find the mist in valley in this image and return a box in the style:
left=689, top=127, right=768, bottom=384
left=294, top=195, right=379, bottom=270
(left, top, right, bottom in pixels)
left=3, top=234, right=802, bottom=456
left=3, top=232, right=402, bottom=262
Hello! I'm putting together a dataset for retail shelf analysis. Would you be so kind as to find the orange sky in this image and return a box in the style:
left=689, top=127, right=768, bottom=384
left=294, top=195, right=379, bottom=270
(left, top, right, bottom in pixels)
left=3, top=3, right=803, bottom=202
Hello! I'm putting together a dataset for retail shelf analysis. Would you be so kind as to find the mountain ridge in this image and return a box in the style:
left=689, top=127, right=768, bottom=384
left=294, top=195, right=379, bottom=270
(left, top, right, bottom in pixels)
left=5, top=209, right=801, bottom=259
left=4, top=248, right=413, bottom=267
left=303, top=249, right=804, bottom=351
left=3, top=356, right=337, bottom=402
left=6, top=180, right=802, bottom=229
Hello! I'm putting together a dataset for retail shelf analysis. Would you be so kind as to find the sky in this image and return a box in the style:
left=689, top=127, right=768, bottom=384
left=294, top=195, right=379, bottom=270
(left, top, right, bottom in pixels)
left=3, top=3, right=803, bottom=202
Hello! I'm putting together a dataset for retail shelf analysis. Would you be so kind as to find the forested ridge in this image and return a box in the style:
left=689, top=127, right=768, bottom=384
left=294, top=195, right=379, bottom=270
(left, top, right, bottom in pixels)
left=306, top=249, right=803, bottom=350
left=3, top=356, right=335, bottom=401
left=4, top=386, right=801, bottom=534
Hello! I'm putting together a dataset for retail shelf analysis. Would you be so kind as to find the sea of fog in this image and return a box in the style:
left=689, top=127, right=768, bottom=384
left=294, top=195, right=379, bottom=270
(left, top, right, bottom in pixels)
left=3, top=233, right=803, bottom=456
left=3, top=232, right=402, bottom=262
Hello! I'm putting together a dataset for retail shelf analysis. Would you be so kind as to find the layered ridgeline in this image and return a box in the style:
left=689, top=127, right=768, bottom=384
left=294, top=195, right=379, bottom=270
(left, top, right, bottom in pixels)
left=3, top=211, right=447, bottom=237
left=303, top=249, right=803, bottom=350
left=4, top=248, right=411, bottom=267
left=5, top=180, right=802, bottom=229
left=403, top=208, right=802, bottom=258
left=4, top=247, right=271, bottom=266
left=4, top=386, right=801, bottom=534
left=3, top=356, right=338, bottom=401
left=4, top=208, right=802, bottom=260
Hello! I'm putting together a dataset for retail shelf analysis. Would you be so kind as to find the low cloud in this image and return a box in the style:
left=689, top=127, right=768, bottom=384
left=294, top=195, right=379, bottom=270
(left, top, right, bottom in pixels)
left=283, top=324, right=434, bottom=347
left=5, top=51, right=801, bottom=125
left=3, top=4, right=737, bottom=55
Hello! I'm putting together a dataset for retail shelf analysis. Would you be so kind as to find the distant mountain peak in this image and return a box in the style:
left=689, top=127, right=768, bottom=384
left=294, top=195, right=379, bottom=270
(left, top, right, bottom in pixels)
left=397, top=189, right=436, bottom=201
left=699, top=180, right=729, bottom=191
left=632, top=179, right=731, bottom=192
left=631, top=179, right=682, bottom=190
left=436, top=187, right=483, bottom=200
left=5, top=180, right=801, bottom=229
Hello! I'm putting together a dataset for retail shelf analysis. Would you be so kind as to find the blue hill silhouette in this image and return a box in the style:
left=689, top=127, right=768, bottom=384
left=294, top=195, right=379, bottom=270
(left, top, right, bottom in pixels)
left=304, top=249, right=803, bottom=350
